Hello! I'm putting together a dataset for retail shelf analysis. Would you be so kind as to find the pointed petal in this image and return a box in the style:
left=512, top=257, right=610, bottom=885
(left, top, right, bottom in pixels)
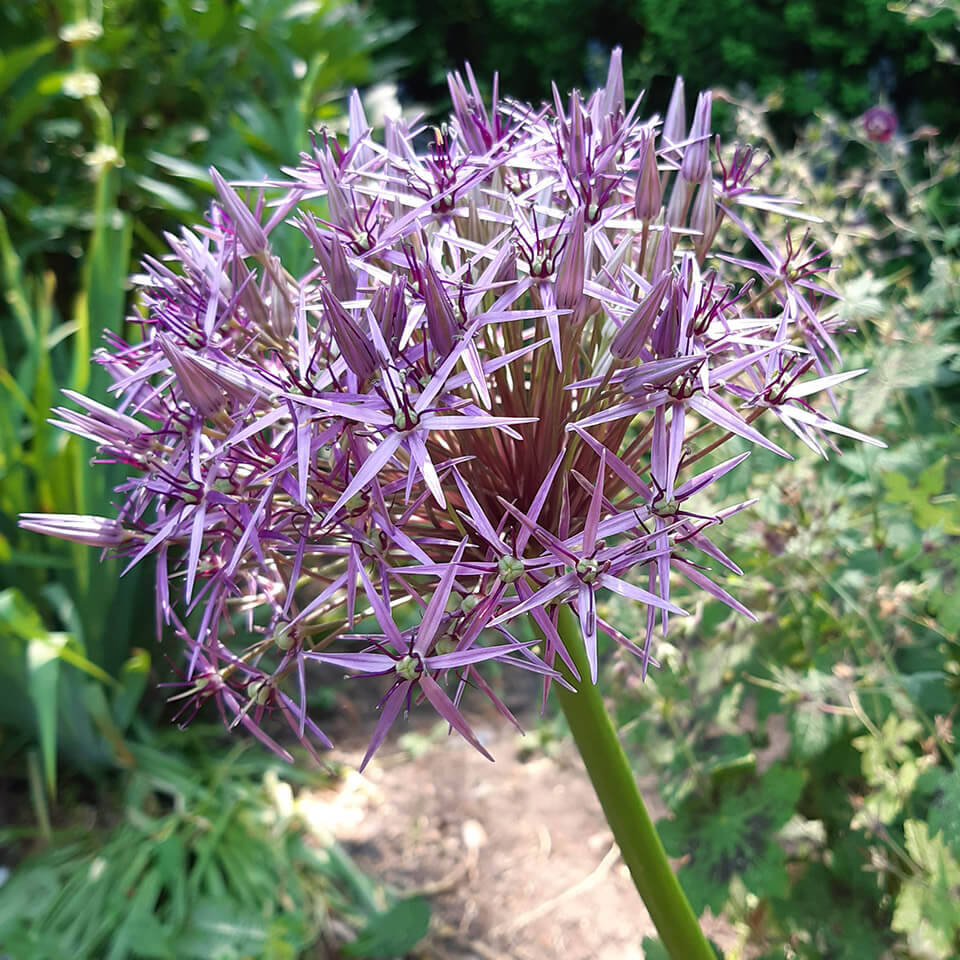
left=418, top=673, right=494, bottom=761
left=323, top=431, right=405, bottom=523
left=598, top=572, right=686, bottom=615
left=582, top=449, right=606, bottom=555
left=577, top=582, right=599, bottom=683
left=687, top=394, right=792, bottom=459
left=360, top=683, right=408, bottom=771
left=414, top=539, right=467, bottom=654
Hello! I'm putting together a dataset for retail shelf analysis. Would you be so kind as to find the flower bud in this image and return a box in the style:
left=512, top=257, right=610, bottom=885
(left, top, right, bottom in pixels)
left=497, top=555, right=525, bottom=584
left=634, top=131, right=662, bottom=222
left=236, top=263, right=270, bottom=331
left=610, top=271, right=672, bottom=361
left=651, top=224, right=674, bottom=280
left=460, top=594, right=481, bottom=615
left=862, top=105, right=897, bottom=143
left=320, top=287, right=376, bottom=382
left=311, top=230, right=356, bottom=302
left=269, top=286, right=296, bottom=340
left=420, top=261, right=460, bottom=357
left=248, top=679, right=272, bottom=705
left=663, top=77, right=686, bottom=156
left=448, top=63, right=495, bottom=154
left=434, top=634, right=458, bottom=655
left=601, top=47, right=625, bottom=123
left=370, top=275, right=408, bottom=346
left=18, top=513, right=130, bottom=548
left=566, top=89, right=589, bottom=184
left=210, top=168, right=268, bottom=257
left=395, top=654, right=420, bottom=681
left=681, top=92, right=713, bottom=184
left=690, top=169, right=716, bottom=248
left=556, top=208, right=586, bottom=319
left=159, top=335, right=225, bottom=418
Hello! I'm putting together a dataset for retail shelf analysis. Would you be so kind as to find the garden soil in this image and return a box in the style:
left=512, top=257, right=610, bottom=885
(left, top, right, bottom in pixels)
left=309, top=695, right=744, bottom=960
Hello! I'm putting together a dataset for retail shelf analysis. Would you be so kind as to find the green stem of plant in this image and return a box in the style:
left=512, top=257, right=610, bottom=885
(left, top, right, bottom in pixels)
left=548, top=605, right=716, bottom=960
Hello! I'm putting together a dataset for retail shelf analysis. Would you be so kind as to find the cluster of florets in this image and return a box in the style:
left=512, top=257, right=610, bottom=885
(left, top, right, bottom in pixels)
left=20, top=50, right=882, bottom=766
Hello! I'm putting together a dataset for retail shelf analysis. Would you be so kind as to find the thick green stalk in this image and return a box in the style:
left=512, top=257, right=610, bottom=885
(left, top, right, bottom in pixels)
left=549, top=605, right=716, bottom=960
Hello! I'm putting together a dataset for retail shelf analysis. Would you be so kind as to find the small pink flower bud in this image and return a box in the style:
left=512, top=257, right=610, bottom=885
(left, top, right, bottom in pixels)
left=862, top=105, right=897, bottom=143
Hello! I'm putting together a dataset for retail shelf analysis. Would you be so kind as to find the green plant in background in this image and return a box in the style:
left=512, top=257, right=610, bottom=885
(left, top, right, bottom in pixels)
left=1, top=0, right=394, bottom=788
left=1, top=0, right=396, bottom=282
left=0, top=732, right=431, bottom=959
left=609, top=101, right=960, bottom=959
left=0, top=167, right=149, bottom=790
left=3, top=5, right=958, bottom=957
left=370, top=0, right=959, bottom=138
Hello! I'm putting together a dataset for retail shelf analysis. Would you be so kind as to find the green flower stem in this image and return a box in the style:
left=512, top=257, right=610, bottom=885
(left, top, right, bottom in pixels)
left=549, top=604, right=716, bottom=960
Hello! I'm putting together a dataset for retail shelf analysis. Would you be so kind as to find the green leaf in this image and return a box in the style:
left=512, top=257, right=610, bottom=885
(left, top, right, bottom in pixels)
left=928, top=767, right=960, bottom=857
left=178, top=898, right=271, bottom=959
left=851, top=714, right=925, bottom=828
left=26, top=633, right=61, bottom=795
left=658, top=765, right=804, bottom=914
left=0, top=37, right=56, bottom=98
left=640, top=937, right=672, bottom=960
left=892, top=820, right=960, bottom=959
left=130, top=173, right=196, bottom=212
left=930, top=586, right=960, bottom=636
left=341, top=896, right=431, bottom=958
left=112, top=649, right=151, bottom=731
left=146, top=151, right=213, bottom=185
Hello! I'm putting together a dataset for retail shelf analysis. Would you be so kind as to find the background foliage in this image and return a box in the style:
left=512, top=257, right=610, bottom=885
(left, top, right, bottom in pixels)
left=372, top=0, right=960, bottom=137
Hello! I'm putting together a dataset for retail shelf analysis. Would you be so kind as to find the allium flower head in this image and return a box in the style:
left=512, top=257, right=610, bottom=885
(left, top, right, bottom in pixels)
left=21, top=49, right=883, bottom=766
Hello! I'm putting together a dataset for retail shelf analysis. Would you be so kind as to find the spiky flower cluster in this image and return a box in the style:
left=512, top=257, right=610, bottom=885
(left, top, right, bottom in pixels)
left=21, top=51, right=882, bottom=767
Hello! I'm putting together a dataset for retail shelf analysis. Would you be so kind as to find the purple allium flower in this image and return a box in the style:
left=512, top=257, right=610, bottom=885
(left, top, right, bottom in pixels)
left=20, top=49, right=884, bottom=767
left=862, top=105, right=897, bottom=143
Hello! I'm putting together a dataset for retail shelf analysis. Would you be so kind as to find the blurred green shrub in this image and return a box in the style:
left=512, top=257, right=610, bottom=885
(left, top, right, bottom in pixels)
left=605, top=105, right=960, bottom=958
left=0, top=0, right=393, bottom=789
left=1, top=0, right=392, bottom=284
left=371, top=0, right=959, bottom=137
left=0, top=167, right=149, bottom=791
left=0, top=734, right=430, bottom=959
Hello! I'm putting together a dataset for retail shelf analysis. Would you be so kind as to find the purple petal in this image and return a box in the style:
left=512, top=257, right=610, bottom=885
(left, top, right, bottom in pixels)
left=418, top=673, right=494, bottom=762
left=360, top=683, right=409, bottom=771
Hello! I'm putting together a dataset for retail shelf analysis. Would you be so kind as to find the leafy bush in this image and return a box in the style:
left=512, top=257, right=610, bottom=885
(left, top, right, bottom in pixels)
left=371, top=0, right=959, bottom=137
left=1, top=0, right=391, bottom=284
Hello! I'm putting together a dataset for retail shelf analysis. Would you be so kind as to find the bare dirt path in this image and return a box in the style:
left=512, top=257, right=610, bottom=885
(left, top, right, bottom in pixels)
left=307, top=714, right=737, bottom=960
